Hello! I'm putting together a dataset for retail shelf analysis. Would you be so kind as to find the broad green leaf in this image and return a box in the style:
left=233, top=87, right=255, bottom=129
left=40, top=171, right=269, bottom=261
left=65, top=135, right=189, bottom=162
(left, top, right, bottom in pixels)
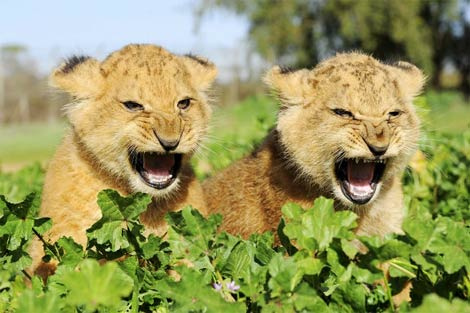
left=141, top=234, right=162, bottom=260
left=303, top=197, right=357, bottom=250
left=405, top=206, right=470, bottom=274
left=55, top=236, right=84, bottom=266
left=268, top=253, right=301, bottom=295
left=62, top=259, right=133, bottom=311
left=292, top=282, right=331, bottom=312
left=407, top=294, right=470, bottom=313
left=166, top=208, right=221, bottom=267
left=223, top=241, right=255, bottom=279
left=154, top=267, right=244, bottom=313
left=87, top=189, right=151, bottom=251
left=97, top=189, right=152, bottom=220
left=295, top=255, right=324, bottom=275
left=282, top=197, right=357, bottom=251
left=282, top=202, right=304, bottom=220
left=0, top=248, right=31, bottom=272
left=341, top=238, right=359, bottom=259
left=0, top=193, right=45, bottom=250
left=330, top=280, right=367, bottom=313
left=250, top=232, right=275, bottom=265
left=16, top=290, right=63, bottom=313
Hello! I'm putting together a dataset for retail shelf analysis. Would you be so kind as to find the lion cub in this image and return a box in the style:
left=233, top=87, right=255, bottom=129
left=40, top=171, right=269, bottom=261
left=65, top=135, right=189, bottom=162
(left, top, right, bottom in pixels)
left=204, top=53, right=424, bottom=239
left=30, top=44, right=217, bottom=276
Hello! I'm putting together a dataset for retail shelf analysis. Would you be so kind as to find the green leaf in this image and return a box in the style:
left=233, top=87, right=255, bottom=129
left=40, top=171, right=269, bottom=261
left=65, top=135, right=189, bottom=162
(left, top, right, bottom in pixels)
left=87, top=189, right=151, bottom=251
left=223, top=242, right=255, bottom=279
left=405, top=206, right=470, bottom=274
left=268, top=253, right=302, bottom=295
left=282, top=202, right=304, bottom=220
left=296, top=255, right=324, bottom=276
left=16, top=290, right=63, bottom=313
left=61, top=259, right=133, bottom=311
left=291, top=282, right=331, bottom=312
left=55, top=236, right=84, bottom=266
left=282, top=197, right=357, bottom=251
left=0, top=248, right=32, bottom=272
left=0, top=193, right=44, bottom=250
left=166, top=208, right=221, bottom=266
left=154, top=267, right=244, bottom=313
left=407, top=294, right=470, bottom=313
left=141, top=234, right=162, bottom=260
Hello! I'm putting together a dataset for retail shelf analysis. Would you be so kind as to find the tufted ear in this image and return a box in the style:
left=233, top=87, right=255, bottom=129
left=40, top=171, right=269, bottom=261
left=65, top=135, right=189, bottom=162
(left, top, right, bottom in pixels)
left=49, top=55, right=104, bottom=98
left=180, top=54, right=217, bottom=91
left=263, top=66, right=314, bottom=106
left=389, top=61, right=426, bottom=101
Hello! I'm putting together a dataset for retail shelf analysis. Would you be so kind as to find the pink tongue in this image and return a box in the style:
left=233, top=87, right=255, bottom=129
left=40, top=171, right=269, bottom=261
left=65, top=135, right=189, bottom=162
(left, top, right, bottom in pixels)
left=143, top=153, right=175, bottom=176
left=347, top=160, right=374, bottom=186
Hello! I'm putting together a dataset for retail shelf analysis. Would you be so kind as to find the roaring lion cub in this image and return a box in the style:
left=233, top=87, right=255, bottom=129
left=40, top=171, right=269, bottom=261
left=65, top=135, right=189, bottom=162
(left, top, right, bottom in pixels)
left=30, top=44, right=217, bottom=276
left=204, top=53, right=424, bottom=239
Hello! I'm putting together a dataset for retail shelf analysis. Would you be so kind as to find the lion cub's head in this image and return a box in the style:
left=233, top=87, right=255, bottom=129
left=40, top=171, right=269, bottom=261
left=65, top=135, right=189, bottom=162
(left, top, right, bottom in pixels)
left=265, top=53, right=424, bottom=207
left=51, top=44, right=217, bottom=197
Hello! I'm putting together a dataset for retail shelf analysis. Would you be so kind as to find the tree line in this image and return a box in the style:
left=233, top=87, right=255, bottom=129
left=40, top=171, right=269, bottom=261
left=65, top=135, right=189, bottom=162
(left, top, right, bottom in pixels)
left=1, top=1, right=469, bottom=124
left=197, top=0, right=470, bottom=98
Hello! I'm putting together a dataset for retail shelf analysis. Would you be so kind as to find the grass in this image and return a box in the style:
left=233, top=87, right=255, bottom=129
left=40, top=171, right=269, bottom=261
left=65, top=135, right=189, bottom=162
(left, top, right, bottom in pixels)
left=0, top=91, right=468, bottom=172
left=193, top=94, right=277, bottom=178
left=0, top=122, right=67, bottom=169
left=423, top=91, right=470, bottom=133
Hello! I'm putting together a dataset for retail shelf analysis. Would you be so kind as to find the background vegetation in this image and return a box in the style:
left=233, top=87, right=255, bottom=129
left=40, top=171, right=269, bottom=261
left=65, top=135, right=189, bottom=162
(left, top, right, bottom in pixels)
left=0, top=94, right=469, bottom=312
left=198, top=0, right=470, bottom=96
left=1, top=0, right=469, bottom=311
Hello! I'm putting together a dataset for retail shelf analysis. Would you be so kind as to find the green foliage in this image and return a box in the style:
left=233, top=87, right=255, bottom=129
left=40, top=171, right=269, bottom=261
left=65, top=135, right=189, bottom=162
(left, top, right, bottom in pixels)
left=197, top=0, right=470, bottom=95
left=193, top=95, right=276, bottom=179
left=0, top=192, right=50, bottom=272
left=404, top=131, right=470, bottom=221
left=0, top=184, right=469, bottom=312
left=87, top=189, right=152, bottom=252
left=0, top=163, right=44, bottom=202
left=0, top=97, right=469, bottom=312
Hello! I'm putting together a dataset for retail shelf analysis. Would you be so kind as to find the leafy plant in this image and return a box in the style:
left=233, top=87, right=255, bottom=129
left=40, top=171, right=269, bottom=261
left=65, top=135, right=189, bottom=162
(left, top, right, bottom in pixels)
left=0, top=97, right=469, bottom=312
left=0, top=186, right=468, bottom=312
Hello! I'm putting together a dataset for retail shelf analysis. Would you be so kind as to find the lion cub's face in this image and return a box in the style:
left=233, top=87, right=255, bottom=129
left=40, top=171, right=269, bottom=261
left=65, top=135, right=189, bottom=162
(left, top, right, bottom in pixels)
left=51, top=44, right=217, bottom=197
left=265, top=53, right=424, bottom=207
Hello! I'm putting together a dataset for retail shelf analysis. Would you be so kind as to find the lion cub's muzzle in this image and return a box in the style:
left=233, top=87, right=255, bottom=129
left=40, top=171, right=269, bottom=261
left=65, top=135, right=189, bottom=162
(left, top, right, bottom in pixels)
left=129, top=150, right=182, bottom=189
left=335, top=158, right=387, bottom=204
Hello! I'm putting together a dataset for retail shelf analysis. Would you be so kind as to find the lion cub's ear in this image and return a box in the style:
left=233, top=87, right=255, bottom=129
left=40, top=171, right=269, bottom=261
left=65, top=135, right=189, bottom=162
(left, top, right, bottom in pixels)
left=263, top=66, right=313, bottom=105
left=389, top=61, right=426, bottom=101
left=180, top=54, right=217, bottom=91
left=50, top=55, right=104, bottom=98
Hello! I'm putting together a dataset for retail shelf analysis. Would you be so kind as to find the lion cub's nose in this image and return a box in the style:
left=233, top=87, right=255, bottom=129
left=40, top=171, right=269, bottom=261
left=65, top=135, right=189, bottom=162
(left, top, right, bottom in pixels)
left=366, top=142, right=388, bottom=156
left=155, top=134, right=180, bottom=151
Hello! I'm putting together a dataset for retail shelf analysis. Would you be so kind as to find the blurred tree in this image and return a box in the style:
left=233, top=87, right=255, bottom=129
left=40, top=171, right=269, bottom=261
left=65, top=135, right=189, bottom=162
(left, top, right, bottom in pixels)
left=448, top=0, right=470, bottom=98
left=324, top=0, right=434, bottom=76
left=197, top=0, right=469, bottom=97
left=0, top=45, right=54, bottom=124
left=420, top=0, right=458, bottom=88
left=0, top=45, right=28, bottom=124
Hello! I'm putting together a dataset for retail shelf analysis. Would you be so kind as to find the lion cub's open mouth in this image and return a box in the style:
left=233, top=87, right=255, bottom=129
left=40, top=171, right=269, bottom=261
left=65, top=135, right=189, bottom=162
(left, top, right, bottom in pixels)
left=335, top=158, right=386, bottom=204
left=129, top=151, right=182, bottom=189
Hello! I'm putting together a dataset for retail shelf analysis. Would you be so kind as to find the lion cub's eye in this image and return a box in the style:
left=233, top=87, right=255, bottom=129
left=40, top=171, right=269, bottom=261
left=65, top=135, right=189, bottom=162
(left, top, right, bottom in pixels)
left=122, top=101, right=144, bottom=112
left=332, top=108, right=354, bottom=118
left=388, top=110, right=402, bottom=118
left=177, top=98, right=191, bottom=110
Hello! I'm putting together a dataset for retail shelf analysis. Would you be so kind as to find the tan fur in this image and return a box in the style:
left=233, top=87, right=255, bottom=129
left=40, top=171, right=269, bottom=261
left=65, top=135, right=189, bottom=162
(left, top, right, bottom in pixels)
left=29, top=44, right=217, bottom=276
left=203, top=52, right=424, bottom=239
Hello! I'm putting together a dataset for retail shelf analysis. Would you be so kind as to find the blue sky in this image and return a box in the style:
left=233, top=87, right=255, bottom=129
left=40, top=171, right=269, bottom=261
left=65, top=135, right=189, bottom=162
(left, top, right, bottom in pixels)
left=0, top=0, right=249, bottom=74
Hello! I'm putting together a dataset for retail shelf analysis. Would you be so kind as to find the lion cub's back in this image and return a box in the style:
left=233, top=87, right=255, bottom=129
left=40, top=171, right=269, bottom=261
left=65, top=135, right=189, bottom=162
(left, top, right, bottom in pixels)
left=203, top=132, right=314, bottom=237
